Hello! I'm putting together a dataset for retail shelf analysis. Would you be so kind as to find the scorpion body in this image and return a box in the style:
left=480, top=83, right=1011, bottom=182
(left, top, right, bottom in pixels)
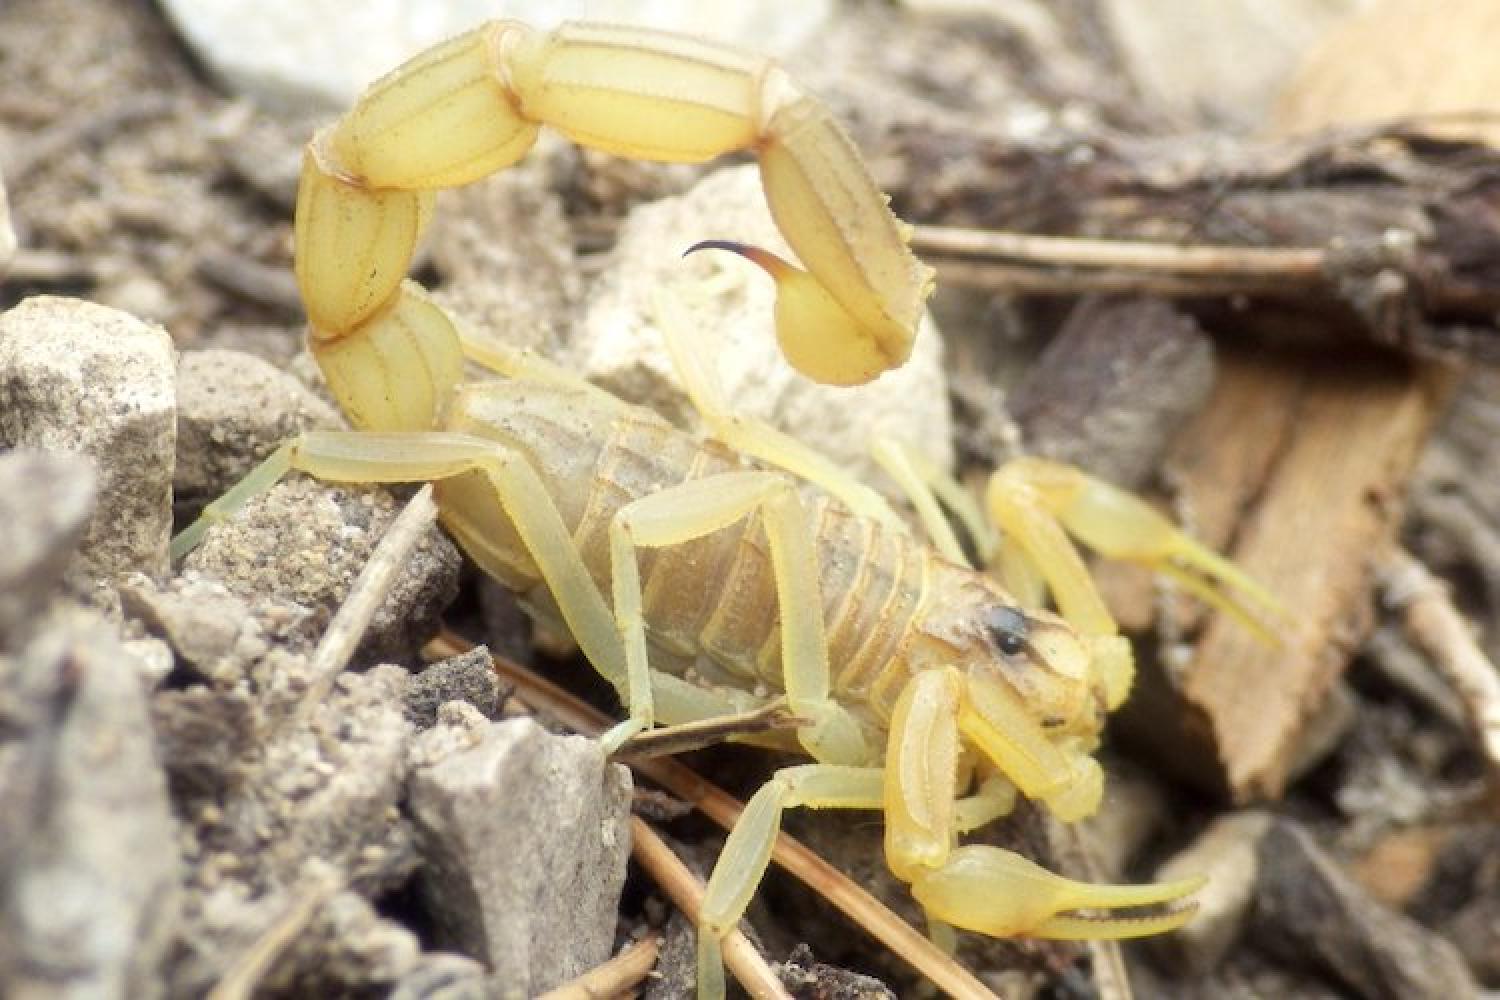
left=175, top=19, right=1281, bottom=997
left=441, top=378, right=1098, bottom=744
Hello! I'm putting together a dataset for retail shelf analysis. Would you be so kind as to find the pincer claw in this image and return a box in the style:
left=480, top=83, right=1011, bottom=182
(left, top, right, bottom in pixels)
left=910, top=845, right=1205, bottom=941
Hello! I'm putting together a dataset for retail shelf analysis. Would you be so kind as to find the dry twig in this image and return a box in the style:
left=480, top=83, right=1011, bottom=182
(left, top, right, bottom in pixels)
left=536, top=931, right=663, bottom=1000
left=914, top=224, right=1326, bottom=278
left=297, top=485, right=438, bottom=720
left=205, top=867, right=340, bottom=1000
left=1377, top=546, right=1500, bottom=787
left=630, top=818, right=790, bottom=1000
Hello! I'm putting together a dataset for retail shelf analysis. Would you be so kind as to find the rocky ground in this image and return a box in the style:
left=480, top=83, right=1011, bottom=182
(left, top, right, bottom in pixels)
left=3, top=1, right=1500, bottom=998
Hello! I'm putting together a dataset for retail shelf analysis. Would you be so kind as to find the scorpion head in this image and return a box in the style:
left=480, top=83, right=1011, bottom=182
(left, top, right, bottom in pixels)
left=973, top=602, right=1106, bottom=743
left=912, top=566, right=1112, bottom=746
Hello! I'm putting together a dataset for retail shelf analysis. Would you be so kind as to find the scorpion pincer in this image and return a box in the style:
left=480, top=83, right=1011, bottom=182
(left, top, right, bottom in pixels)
left=173, top=19, right=1281, bottom=997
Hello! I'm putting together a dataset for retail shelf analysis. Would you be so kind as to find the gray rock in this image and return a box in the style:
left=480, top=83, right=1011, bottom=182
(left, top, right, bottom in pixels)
left=1152, top=810, right=1273, bottom=975
left=200, top=664, right=416, bottom=893
left=122, top=574, right=267, bottom=685
left=389, top=952, right=490, bottom=1000
left=778, top=943, right=897, bottom=999
left=0, top=296, right=176, bottom=584
left=174, top=348, right=341, bottom=504
left=123, top=634, right=176, bottom=690
left=184, top=476, right=461, bottom=665
left=404, top=646, right=506, bottom=730
left=1100, top=0, right=1362, bottom=131
left=0, top=611, right=181, bottom=999
left=0, top=450, right=96, bottom=650
left=157, top=0, right=497, bottom=112
left=150, top=683, right=263, bottom=803
left=1008, top=297, right=1215, bottom=490
left=170, top=863, right=425, bottom=997
left=574, top=164, right=953, bottom=489
left=429, top=161, right=580, bottom=363
left=286, top=876, right=423, bottom=992
left=643, top=911, right=696, bottom=1000
left=1251, top=818, right=1479, bottom=1000
left=408, top=714, right=632, bottom=995
left=157, top=3, right=831, bottom=112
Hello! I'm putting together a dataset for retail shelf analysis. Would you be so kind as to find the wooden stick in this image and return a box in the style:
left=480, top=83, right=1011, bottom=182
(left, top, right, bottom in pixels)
left=206, top=868, right=340, bottom=1000
left=298, top=485, right=437, bottom=721
left=536, top=932, right=663, bottom=1000
left=629, top=818, right=790, bottom=1000
left=1377, top=547, right=1500, bottom=786
left=913, top=224, right=1327, bottom=278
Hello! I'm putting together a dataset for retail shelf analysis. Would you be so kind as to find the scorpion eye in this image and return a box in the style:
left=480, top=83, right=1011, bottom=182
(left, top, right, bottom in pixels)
left=983, top=606, right=1029, bottom=657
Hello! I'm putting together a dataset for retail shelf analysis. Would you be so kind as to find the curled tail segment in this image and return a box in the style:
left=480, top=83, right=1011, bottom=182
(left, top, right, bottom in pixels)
left=294, top=19, right=933, bottom=432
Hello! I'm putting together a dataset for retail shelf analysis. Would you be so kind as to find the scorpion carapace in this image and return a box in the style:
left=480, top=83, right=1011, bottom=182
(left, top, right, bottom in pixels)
left=174, top=19, right=1283, bottom=998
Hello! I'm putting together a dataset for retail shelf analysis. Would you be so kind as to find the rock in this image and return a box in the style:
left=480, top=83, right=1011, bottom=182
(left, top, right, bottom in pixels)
left=167, top=879, right=284, bottom=996
left=124, top=634, right=177, bottom=690
left=408, top=714, right=632, bottom=995
left=184, top=477, right=461, bottom=665
left=151, top=684, right=263, bottom=803
left=389, top=952, right=490, bottom=1000
left=643, top=911, right=696, bottom=1000
left=159, top=2, right=831, bottom=112
left=429, top=163, right=580, bottom=362
left=777, top=943, right=897, bottom=999
left=0, top=611, right=181, bottom=998
left=170, top=864, right=427, bottom=997
left=157, top=0, right=499, bottom=112
left=122, top=574, right=269, bottom=685
left=1100, top=0, right=1364, bottom=131
left=198, top=664, right=416, bottom=893
left=283, top=875, right=423, bottom=993
left=1152, top=810, right=1272, bottom=975
left=0, top=450, right=96, bottom=650
left=175, top=348, right=341, bottom=504
left=404, top=646, right=506, bottom=730
left=0, top=295, right=176, bottom=584
left=574, top=164, right=953, bottom=488
left=1250, top=818, right=1479, bottom=1000
left=1008, top=297, right=1215, bottom=490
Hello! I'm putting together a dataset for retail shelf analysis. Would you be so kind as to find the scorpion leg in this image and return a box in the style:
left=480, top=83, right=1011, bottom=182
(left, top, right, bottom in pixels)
left=886, top=668, right=1202, bottom=941
left=868, top=436, right=974, bottom=566
left=176, top=430, right=655, bottom=742
left=697, top=763, right=885, bottom=1000
left=454, top=325, right=635, bottom=416
left=650, top=286, right=901, bottom=526
left=170, top=443, right=294, bottom=561
left=959, top=666, right=1103, bottom=822
left=614, top=467, right=879, bottom=994
left=607, top=467, right=870, bottom=764
left=953, top=772, right=1017, bottom=834
left=988, top=457, right=1284, bottom=646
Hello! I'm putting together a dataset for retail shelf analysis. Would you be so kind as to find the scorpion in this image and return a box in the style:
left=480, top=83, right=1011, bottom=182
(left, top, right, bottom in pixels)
left=172, top=20, right=1280, bottom=997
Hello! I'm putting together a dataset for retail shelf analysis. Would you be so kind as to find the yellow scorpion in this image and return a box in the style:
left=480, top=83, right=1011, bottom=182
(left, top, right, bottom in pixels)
left=173, top=20, right=1278, bottom=997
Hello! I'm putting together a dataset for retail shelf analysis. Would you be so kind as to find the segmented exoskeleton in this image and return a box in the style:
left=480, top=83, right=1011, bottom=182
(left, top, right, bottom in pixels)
left=175, top=19, right=1281, bottom=997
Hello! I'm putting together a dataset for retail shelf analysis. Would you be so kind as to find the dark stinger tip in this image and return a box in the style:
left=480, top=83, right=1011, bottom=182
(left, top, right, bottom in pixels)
left=683, top=239, right=749, bottom=259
